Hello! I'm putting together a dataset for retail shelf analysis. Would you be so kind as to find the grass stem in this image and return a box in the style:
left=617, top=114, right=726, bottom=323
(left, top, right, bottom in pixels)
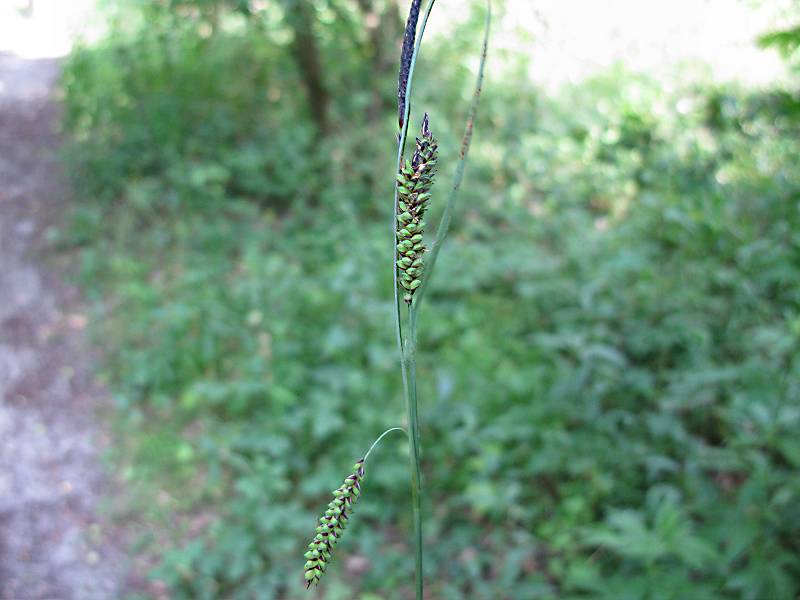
left=393, top=2, right=436, bottom=598
left=405, top=303, right=422, bottom=600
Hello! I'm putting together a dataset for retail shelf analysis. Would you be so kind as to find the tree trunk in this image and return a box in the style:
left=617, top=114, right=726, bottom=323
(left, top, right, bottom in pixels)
left=357, top=0, right=403, bottom=123
left=286, top=1, right=330, bottom=134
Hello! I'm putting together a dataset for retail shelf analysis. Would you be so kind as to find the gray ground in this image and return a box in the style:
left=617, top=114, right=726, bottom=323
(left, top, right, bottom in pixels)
left=0, top=53, right=125, bottom=600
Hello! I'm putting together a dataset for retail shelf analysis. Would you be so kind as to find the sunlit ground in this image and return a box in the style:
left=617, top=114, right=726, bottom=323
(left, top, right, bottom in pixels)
left=0, top=0, right=792, bottom=88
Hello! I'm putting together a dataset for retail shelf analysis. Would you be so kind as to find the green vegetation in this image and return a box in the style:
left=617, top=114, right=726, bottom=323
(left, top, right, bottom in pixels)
left=60, top=1, right=800, bottom=598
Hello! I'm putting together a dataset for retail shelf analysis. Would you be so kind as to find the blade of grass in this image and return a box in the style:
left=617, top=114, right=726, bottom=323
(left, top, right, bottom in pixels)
left=410, top=0, right=492, bottom=321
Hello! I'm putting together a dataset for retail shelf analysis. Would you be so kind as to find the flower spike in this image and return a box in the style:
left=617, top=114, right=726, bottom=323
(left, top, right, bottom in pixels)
left=396, top=113, right=438, bottom=304
left=304, top=459, right=366, bottom=588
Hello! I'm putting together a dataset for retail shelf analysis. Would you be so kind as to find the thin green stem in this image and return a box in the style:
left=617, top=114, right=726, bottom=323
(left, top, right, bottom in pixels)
left=405, top=303, right=422, bottom=600
left=363, top=427, right=406, bottom=464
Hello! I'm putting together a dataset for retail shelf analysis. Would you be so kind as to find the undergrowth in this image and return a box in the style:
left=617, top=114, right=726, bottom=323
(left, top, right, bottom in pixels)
left=60, top=3, right=800, bottom=599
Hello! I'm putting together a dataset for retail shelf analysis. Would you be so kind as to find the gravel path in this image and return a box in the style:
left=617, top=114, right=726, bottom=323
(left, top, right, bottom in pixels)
left=0, top=52, right=125, bottom=600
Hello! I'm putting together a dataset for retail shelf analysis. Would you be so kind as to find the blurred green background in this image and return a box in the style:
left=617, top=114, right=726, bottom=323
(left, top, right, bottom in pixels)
left=56, top=0, right=800, bottom=598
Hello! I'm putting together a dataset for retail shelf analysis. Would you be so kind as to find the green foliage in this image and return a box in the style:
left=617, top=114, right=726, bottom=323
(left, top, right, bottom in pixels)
left=759, top=25, right=800, bottom=57
left=61, top=3, right=800, bottom=599
left=62, top=17, right=318, bottom=208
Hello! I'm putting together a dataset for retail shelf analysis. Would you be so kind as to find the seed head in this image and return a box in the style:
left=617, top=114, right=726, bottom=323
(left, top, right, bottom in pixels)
left=304, top=459, right=366, bottom=588
left=398, top=0, right=422, bottom=128
left=396, top=114, right=438, bottom=304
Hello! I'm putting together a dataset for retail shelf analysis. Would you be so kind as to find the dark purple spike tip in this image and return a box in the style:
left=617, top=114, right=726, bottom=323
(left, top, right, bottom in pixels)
left=398, top=0, right=422, bottom=128
left=421, top=112, right=430, bottom=138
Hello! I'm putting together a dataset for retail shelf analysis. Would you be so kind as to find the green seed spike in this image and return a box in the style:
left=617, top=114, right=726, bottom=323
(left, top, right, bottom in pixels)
left=303, top=458, right=366, bottom=588
left=395, top=113, right=438, bottom=305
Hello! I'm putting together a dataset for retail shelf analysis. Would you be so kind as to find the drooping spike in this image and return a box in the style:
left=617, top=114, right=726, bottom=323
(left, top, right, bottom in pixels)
left=302, top=458, right=367, bottom=587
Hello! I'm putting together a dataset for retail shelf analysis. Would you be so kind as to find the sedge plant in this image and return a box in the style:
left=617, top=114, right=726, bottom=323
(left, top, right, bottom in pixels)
left=303, top=1, right=491, bottom=597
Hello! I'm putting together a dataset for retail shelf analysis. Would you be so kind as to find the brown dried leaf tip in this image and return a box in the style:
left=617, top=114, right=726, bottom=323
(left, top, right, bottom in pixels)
left=304, top=459, right=366, bottom=588
left=396, top=113, right=438, bottom=304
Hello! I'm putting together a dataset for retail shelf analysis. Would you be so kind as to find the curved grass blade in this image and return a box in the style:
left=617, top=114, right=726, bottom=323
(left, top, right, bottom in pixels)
left=410, top=0, right=492, bottom=319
